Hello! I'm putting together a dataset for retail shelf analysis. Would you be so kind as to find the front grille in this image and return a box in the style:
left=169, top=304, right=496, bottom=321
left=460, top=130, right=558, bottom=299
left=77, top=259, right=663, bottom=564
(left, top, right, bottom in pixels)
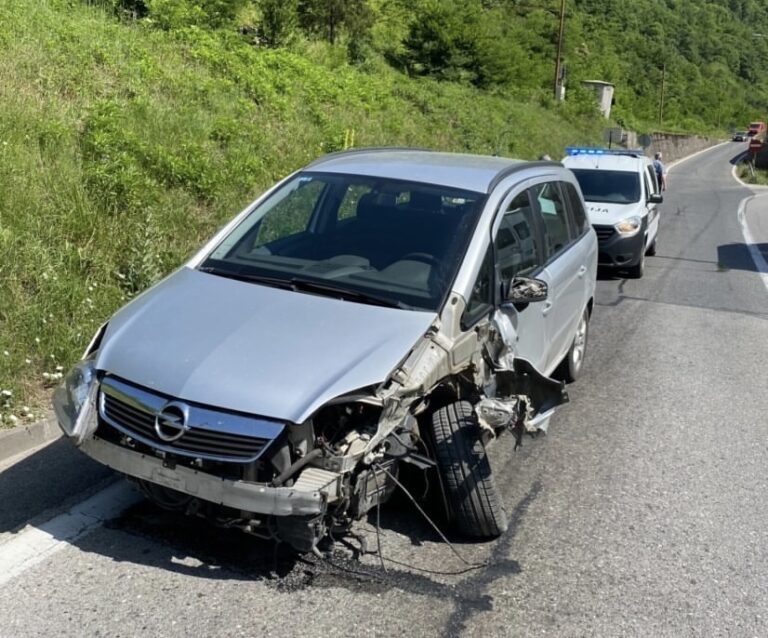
left=98, top=376, right=284, bottom=463
left=593, top=224, right=615, bottom=243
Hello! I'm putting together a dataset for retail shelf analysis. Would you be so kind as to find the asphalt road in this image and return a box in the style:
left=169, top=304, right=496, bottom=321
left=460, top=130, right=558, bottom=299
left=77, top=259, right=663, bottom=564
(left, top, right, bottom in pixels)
left=1, top=142, right=767, bottom=637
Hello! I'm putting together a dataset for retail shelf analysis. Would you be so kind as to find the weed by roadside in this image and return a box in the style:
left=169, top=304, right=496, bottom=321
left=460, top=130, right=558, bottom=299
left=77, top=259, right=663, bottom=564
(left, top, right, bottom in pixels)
left=736, top=160, right=768, bottom=186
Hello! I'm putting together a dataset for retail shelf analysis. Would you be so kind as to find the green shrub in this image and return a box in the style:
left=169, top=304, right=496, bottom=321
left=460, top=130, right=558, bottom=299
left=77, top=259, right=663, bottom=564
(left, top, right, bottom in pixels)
left=145, top=0, right=249, bottom=29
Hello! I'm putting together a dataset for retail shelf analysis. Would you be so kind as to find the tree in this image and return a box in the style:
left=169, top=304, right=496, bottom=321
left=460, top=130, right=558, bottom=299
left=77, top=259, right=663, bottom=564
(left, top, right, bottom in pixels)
left=259, top=0, right=298, bottom=47
left=297, top=0, right=372, bottom=45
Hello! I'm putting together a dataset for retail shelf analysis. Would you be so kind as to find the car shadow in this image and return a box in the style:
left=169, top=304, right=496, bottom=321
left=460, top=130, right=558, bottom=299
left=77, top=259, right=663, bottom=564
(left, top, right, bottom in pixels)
left=0, top=437, right=113, bottom=533
left=717, top=243, right=768, bottom=272
left=597, top=266, right=625, bottom=281
left=3, top=440, right=527, bottom=598
left=730, top=150, right=749, bottom=165
left=2, top=445, right=457, bottom=586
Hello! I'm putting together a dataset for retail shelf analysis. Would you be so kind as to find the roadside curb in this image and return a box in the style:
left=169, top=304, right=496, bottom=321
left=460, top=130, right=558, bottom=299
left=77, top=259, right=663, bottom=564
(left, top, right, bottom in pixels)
left=0, top=413, right=61, bottom=465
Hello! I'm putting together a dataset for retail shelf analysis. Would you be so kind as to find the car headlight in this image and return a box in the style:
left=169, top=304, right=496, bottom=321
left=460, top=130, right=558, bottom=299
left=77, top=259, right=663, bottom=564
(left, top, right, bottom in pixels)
left=52, top=353, right=99, bottom=445
left=615, top=216, right=641, bottom=236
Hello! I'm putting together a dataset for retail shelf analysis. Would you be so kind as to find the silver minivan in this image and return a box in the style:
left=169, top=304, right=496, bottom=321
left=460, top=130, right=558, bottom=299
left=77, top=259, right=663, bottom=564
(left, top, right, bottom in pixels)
left=54, top=149, right=597, bottom=551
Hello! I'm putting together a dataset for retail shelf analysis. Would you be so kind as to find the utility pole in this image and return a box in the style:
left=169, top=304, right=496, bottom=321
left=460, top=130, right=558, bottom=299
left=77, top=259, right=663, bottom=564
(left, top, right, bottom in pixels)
left=553, top=0, right=566, bottom=101
left=658, top=63, right=666, bottom=127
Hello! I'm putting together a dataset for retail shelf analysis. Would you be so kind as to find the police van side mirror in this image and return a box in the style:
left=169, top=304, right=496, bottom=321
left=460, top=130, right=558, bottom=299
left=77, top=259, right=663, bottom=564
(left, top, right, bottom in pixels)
left=648, top=193, right=663, bottom=204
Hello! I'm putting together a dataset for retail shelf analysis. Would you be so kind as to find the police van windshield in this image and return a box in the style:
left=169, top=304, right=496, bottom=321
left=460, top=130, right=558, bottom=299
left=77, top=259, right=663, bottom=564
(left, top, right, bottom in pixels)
left=570, top=169, right=641, bottom=205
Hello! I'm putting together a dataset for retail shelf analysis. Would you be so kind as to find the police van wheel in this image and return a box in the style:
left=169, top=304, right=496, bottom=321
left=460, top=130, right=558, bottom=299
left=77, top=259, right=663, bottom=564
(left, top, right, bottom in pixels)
left=430, top=401, right=508, bottom=538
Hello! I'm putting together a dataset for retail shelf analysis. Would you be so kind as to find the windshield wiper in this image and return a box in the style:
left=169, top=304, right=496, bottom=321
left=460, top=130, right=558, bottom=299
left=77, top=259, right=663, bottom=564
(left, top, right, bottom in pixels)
left=199, top=266, right=293, bottom=290
left=288, top=277, right=411, bottom=310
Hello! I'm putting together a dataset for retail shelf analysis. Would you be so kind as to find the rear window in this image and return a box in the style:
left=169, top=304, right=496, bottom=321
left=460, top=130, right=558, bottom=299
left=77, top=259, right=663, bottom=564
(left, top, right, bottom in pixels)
left=569, top=169, right=641, bottom=205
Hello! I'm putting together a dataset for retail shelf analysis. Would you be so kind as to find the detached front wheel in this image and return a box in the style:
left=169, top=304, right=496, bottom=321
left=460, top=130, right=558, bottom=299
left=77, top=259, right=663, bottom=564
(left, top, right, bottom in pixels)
left=430, top=401, right=508, bottom=537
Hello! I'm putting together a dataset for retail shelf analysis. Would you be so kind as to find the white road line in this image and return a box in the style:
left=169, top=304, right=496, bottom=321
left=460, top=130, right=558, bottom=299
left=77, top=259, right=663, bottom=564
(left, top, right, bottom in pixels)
left=0, top=481, right=141, bottom=586
left=666, top=140, right=731, bottom=172
left=725, top=146, right=768, bottom=292
left=737, top=195, right=768, bottom=293
left=731, top=151, right=752, bottom=188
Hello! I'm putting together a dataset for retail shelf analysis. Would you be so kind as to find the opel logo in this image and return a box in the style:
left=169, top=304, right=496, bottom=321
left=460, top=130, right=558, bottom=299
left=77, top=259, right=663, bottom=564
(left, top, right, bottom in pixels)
left=154, top=402, right=190, bottom=442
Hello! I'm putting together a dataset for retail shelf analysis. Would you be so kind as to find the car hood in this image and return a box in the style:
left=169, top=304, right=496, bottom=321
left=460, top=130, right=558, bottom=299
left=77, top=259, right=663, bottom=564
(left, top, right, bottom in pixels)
left=97, top=268, right=435, bottom=423
left=584, top=201, right=645, bottom=225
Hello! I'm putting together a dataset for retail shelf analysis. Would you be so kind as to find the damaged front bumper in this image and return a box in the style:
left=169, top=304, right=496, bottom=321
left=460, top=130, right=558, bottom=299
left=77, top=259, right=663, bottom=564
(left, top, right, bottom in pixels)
left=80, top=435, right=336, bottom=517
left=53, top=366, right=341, bottom=519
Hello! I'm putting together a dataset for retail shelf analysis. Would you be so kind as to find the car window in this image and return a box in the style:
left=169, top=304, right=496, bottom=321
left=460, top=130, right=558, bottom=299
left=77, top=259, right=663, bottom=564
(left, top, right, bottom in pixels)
left=645, top=165, right=659, bottom=195
left=461, top=247, right=494, bottom=329
left=337, top=183, right=373, bottom=221
left=643, top=171, right=653, bottom=199
left=532, top=182, right=571, bottom=259
left=495, top=189, right=544, bottom=281
left=561, top=181, right=589, bottom=238
left=253, top=178, right=326, bottom=246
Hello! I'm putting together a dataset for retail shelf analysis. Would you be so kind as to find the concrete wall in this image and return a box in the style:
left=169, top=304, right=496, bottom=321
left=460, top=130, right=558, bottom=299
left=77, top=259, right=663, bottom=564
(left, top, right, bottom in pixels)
left=645, top=132, right=719, bottom=163
left=572, top=130, right=720, bottom=163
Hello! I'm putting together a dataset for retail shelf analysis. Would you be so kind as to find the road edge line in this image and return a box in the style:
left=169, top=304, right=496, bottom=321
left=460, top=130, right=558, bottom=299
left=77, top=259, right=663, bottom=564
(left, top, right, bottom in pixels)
left=667, top=140, right=730, bottom=172
left=0, top=481, right=141, bottom=586
left=737, top=194, right=768, bottom=293
left=730, top=152, right=768, bottom=190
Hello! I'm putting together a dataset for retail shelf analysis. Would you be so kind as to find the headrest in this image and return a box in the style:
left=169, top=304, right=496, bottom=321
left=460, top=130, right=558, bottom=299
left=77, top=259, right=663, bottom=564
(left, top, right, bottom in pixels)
left=408, top=190, right=442, bottom=213
left=356, top=191, right=396, bottom=221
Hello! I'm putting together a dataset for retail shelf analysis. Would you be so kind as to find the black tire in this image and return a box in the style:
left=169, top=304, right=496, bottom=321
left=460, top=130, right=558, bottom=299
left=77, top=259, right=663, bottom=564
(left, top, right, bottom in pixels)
left=646, top=236, right=657, bottom=256
left=554, top=307, right=589, bottom=383
left=627, top=243, right=646, bottom=278
left=430, top=401, right=508, bottom=537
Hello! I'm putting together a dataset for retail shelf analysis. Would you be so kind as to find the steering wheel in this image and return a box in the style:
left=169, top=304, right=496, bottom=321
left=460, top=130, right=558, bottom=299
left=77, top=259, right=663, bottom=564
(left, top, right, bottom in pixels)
left=400, top=252, right=439, bottom=267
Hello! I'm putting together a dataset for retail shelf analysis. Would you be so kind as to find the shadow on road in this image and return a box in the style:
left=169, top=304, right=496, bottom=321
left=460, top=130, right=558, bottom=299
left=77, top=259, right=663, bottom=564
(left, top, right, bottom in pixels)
left=596, top=266, right=624, bottom=281
left=730, top=149, right=749, bottom=165
left=0, top=438, right=112, bottom=533
left=717, top=242, right=768, bottom=272
left=2, top=440, right=533, bottom=614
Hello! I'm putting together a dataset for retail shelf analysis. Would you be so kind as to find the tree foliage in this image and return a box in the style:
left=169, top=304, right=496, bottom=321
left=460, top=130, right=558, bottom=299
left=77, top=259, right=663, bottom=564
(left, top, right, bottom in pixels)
left=86, top=0, right=768, bottom=130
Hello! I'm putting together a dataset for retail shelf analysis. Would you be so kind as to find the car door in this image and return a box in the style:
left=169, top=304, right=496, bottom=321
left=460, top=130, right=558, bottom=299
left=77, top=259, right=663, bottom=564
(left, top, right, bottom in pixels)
left=644, top=165, right=660, bottom=245
left=491, top=187, right=548, bottom=372
left=561, top=180, right=596, bottom=314
left=533, top=181, right=584, bottom=375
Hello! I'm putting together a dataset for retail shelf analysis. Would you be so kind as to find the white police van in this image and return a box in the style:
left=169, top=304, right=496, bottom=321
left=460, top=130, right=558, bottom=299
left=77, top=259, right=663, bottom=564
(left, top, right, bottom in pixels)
left=563, top=148, right=663, bottom=278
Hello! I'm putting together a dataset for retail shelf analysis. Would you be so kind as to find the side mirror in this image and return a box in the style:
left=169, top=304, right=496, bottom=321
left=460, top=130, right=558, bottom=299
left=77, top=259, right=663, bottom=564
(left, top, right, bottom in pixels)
left=504, top=276, right=549, bottom=306
left=648, top=193, right=663, bottom=204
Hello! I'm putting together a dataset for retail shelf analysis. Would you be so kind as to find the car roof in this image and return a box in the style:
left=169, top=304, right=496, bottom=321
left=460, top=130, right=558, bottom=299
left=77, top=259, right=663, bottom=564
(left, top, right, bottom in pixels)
left=562, top=153, right=649, bottom=172
left=305, top=148, right=534, bottom=193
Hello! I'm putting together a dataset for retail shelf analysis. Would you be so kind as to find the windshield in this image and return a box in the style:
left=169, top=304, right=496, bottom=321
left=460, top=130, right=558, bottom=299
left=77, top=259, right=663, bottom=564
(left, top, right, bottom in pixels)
left=200, top=172, right=486, bottom=311
left=570, top=169, right=641, bottom=204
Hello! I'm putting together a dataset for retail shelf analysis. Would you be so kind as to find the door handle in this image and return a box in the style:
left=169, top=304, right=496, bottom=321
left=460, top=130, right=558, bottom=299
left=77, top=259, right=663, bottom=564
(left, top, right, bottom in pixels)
left=577, top=265, right=587, bottom=278
left=542, top=300, right=553, bottom=315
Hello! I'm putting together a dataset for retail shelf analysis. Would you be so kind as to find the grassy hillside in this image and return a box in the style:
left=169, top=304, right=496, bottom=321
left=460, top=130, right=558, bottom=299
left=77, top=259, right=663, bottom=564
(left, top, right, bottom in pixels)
left=0, top=0, right=606, bottom=424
